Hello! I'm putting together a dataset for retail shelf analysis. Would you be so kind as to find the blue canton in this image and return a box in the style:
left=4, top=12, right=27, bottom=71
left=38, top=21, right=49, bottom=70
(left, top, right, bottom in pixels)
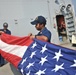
left=18, top=39, right=76, bottom=75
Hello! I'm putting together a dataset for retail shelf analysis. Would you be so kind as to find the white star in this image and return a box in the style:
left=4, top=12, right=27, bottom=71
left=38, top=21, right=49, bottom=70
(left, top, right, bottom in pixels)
left=40, top=44, right=47, bottom=54
left=53, top=49, right=63, bottom=61
left=31, top=42, right=37, bottom=48
left=26, top=62, right=35, bottom=69
left=21, top=68, right=24, bottom=75
left=21, top=68, right=23, bottom=73
left=39, top=56, right=48, bottom=65
left=30, top=51, right=36, bottom=58
left=35, top=69, right=46, bottom=75
left=52, top=63, right=64, bottom=72
left=21, top=58, right=27, bottom=65
left=26, top=71, right=30, bottom=75
left=70, top=60, right=76, bottom=67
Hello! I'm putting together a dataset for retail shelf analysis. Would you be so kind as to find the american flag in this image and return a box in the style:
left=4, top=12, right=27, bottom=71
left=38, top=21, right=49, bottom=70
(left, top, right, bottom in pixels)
left=18, top=39, right=76, bottom=75
left=0, top=33, right=76, bottom=75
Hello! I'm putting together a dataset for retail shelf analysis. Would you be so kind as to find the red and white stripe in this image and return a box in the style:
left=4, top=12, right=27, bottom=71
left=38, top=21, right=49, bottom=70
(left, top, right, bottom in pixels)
left=0, top=33, right=33, bottom=68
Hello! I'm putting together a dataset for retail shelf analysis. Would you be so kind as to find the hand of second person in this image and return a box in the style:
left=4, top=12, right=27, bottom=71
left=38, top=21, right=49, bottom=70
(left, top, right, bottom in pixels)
left=0, top=31, right=4, bottom=34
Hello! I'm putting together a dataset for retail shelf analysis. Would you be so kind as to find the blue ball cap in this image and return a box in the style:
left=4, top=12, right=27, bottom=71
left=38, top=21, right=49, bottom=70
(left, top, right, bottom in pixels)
left=31, top=16, right=46, bottom=25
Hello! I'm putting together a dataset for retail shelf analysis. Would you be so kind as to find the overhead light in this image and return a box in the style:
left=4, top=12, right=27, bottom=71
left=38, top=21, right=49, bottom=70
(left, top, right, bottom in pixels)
left=67, top=4, right=71, bottom=8
left=60, top=5, right=65, bottom=12
left=66, top=4, right=72, bottom=12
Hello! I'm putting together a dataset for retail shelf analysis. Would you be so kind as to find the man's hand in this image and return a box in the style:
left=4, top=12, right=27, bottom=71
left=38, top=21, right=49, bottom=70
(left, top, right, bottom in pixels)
left=28, top=33, right=32, bottom=36
left=30, top=35, right=35, bottom=39
left=28, top=33, right=35, bottom=40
